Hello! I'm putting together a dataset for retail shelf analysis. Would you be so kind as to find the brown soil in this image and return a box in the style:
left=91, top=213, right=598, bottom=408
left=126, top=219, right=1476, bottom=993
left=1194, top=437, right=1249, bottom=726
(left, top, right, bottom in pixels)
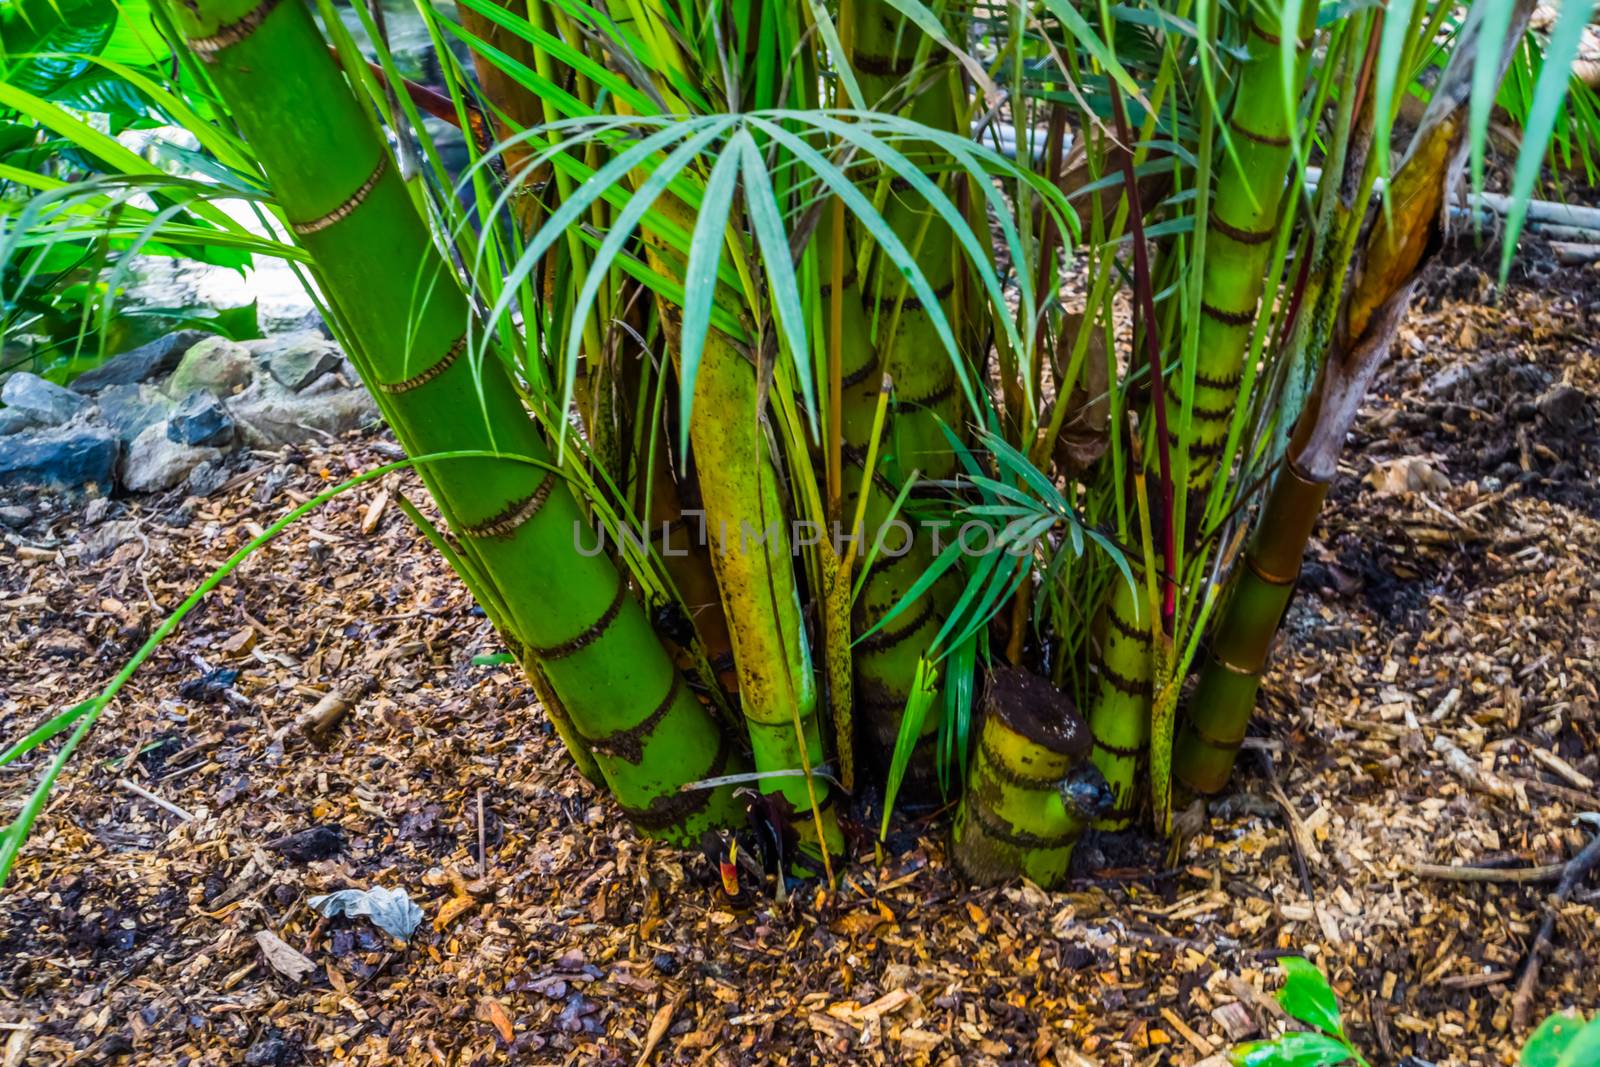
left=0, top=241, right=1595, bottom=1066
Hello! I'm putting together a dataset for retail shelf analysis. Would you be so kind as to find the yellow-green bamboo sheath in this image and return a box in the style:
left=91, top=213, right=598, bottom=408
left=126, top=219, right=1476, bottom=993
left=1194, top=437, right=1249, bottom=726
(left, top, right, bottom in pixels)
left=628, top=193, right=841, bottom=856
left=169, top=0, right=743, bottom=843
left=580, top=0, right=840, bottom=854
left=952, top=668, right=1096, bottom=887
left=691, top=331, right=841, bottom=854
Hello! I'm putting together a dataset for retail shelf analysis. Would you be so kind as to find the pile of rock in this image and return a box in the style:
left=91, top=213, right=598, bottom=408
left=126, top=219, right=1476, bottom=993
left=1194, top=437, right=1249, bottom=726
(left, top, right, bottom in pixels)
left=0, top=328, right=379, bottom=496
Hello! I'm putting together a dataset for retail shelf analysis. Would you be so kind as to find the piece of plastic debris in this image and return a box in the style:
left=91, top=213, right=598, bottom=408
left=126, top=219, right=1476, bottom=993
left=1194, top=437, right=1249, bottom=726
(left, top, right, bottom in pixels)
left=307, top=886, right=424, bottom=941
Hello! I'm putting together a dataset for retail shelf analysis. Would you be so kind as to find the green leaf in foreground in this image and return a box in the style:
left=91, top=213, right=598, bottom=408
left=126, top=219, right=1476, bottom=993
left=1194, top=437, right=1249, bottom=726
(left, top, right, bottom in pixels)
left=1521, top=1011, right=1600, bottom=1067
left=1276, top=956, right=1344, bottom=1038
left=1230, top=1031, right=1356, bottom=1067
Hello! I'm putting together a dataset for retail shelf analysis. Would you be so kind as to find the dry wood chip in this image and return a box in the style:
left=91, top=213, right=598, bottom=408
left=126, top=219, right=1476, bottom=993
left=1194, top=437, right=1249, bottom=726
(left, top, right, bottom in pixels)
left=1434, top=735, right=1518, bottom=800
left=433, top=894, right=477, bottom=932
left=827, top=989, right=914, bottom=1025
left=475, top=996, right=514, bottom=1044
left=253, top=930, right=316, bottom=982
left=1211, top=1002, right=1257, bottom=1042
left=635, top=991, right=686, bottom=1067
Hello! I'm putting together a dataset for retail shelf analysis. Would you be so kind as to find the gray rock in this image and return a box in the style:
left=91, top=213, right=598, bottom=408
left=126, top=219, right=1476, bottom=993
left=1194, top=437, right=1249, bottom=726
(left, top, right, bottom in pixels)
left=122, top=423, right=223, bottom=493
left=70, top=330, right=207, bottom=393
left=166, top=391, right=235, bottom=447
left=165, top=336, right=254, bottom=398
left=0, top=426, right=118, bottom=491
left=2, top=372, right=90, bottom=426
left=230, top=378, right=379, bottom=448
left=0, top=504, right=31, bottom=527
left=273, top=348, right=341, bottom=391
left=0, top=408, right=39, bottom=436
left=284, top=308, right=334, bottom=340
left=1421, top=361, right=1480, bottom=399
left=96, top=383, right=175, bottom=445
left=299, top=371, right=345, bottom=397
left=251, top=332, right=344, bottom=392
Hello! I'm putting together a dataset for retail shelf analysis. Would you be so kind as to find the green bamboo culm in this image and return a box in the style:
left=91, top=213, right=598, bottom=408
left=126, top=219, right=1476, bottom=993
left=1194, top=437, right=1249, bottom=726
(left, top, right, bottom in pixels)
left=951, top=668, right=1105, bottom=888
left=168, top=0, right=744, bottom=842
left=851, top=2, right=965, bottom=486
left=829, top=224, right=950, bottom=791
left=1085, top=0, right=1314, bottom=827
left=845, top=1, right=966, bottom=788
left=1172, top=5, right=1531, bottom=791
left=1182, top=0, right=1315, bottom=485
left=1086, top=578, right=1152, bottom=828
left=1174, top=463, right=1327, bottom=792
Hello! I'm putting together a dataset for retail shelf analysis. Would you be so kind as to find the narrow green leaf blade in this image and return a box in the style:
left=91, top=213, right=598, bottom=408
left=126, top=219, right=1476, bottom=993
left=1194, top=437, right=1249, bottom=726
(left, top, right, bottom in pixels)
left=738, top=129, right=819, bottom=439
left=678, top=133, right=743, bottom=455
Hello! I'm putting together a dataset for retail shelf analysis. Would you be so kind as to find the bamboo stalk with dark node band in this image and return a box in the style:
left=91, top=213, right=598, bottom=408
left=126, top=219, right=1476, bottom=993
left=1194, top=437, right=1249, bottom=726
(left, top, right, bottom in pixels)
left=1183, top=2, right=1318, bottom=489
left=842, top=0, right=971, bottom=787
left=167, top=0, right=744, bottom=843
left=826, top=220, right=952, bottom=794
left=1174, top=0, right=1535, bottom=794
left=951, top=667, right=1108, bottom=887
left=1084, top=0, right=1315, bottom=828
left=593, top=5, right=842, bottom=859
left=420, top=1, right=745, bottom=708
left=1172, top=461, right=1326, bottom=793
left=1086, top=577, right=1153, bottom=828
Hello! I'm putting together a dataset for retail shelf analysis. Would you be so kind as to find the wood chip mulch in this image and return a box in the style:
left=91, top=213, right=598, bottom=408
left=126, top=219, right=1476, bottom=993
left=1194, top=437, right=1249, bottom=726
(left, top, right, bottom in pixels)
left=1, top=243, right=1596, bottom=1065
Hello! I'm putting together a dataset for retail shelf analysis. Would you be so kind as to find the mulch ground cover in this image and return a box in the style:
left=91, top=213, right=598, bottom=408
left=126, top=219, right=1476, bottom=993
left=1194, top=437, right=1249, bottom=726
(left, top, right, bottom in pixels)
left=0, top=240, right=1596, bottom=1065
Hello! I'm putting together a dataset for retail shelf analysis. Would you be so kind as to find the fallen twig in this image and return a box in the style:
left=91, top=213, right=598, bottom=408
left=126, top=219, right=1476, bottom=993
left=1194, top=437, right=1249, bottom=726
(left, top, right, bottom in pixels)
left=299, top=689, right=353, bottom=745
left=1512, top=818, right=1600, bottom=1029
left=1408, top=860, right=1567, bottom=883
left=476, top=788, right=487, bottom=877
left=1529, top=747, right=1596, bottom=791
left=1434, top=735, right=1518, bottom=800
left=1515, top=774, right=1599, bottom=808
left=116, top=778, right=196, bottom=822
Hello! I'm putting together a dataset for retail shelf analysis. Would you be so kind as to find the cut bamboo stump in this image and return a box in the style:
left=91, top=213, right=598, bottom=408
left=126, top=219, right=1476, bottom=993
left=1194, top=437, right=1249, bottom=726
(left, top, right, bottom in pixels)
left=951, top=667, right=1107, bottom=888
